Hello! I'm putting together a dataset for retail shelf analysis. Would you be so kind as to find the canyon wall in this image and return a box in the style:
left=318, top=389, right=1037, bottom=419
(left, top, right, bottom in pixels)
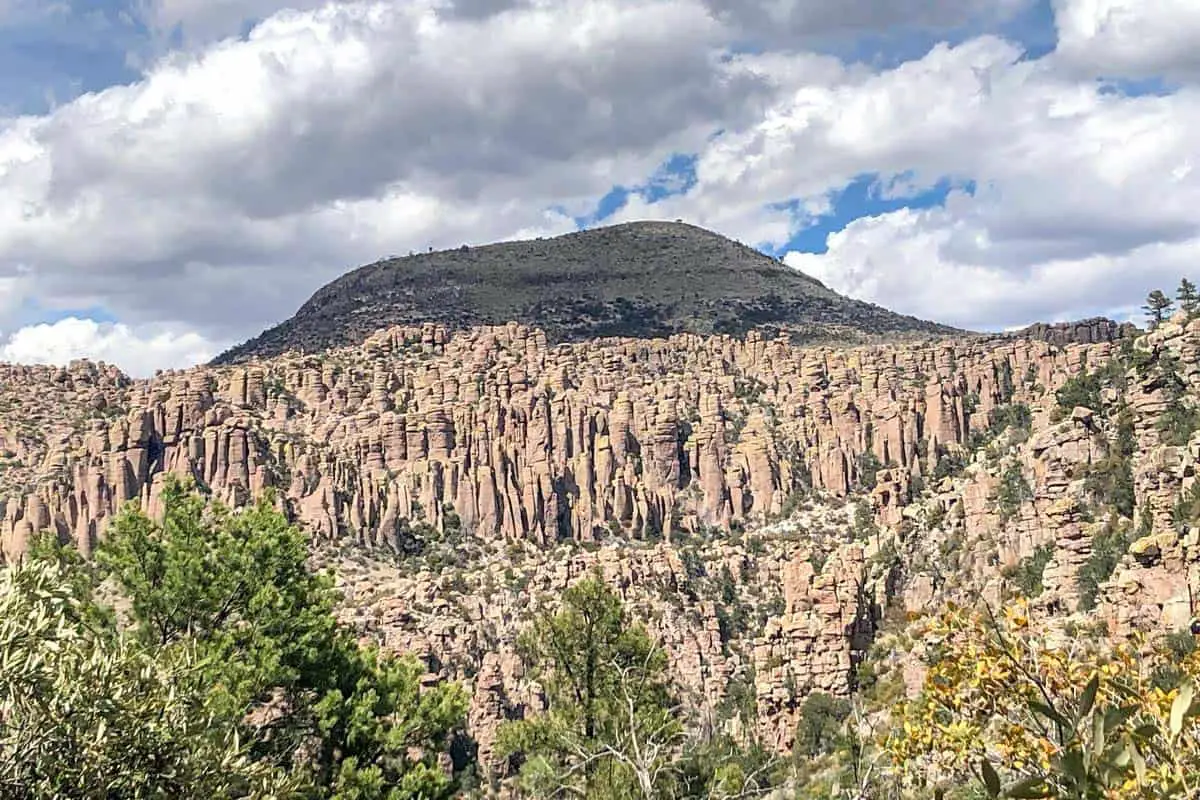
left=0, top=324, right=1096, bottom=559
left=2, top=317, right=1197, bottom=763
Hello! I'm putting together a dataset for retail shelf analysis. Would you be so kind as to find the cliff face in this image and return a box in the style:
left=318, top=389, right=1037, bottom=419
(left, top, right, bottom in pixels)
left=1, top=315, right=1197, bottom=767
left=0, top=323, right=1080, bottom=558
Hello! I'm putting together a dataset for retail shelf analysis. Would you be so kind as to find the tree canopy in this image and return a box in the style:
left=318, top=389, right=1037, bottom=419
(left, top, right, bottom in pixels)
left=496, top=577, right=780, bottom=799
left=1145, top=290, right=1176, bottom=329
left=5, top=477, right=468, bottom=800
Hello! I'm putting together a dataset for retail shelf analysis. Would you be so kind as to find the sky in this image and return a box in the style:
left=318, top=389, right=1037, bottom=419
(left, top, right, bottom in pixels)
left=1, top=0, right=1199, bottom=376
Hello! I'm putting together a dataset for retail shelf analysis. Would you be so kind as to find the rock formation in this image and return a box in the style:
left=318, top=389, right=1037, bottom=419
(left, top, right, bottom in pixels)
left=3, top=313, right=1200, bottom=769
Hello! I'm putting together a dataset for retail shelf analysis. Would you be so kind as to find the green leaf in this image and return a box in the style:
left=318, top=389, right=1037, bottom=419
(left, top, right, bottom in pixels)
left=1076, top=673, right=1099, bottom=726
left=1131, top=723, right=1159, bottom=741
left=1171, top=680, right=1194, bottom=736
left=1028, top=699, right=1071, bottom=732
left=1004, top=776, right=1055, bottom=798
left=1059, top=749, right=1086, bottom=786
left=1102, top=704, right=1137, bottom=735
left=981, top=758, right=1001, bottom=797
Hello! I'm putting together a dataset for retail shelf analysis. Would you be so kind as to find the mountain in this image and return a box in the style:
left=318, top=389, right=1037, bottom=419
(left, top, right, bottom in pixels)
left=3, top=216, right=1191, bottom=794
left=212, top=220, right=960, bottom=364
left=0, top=304, right=1189, bottom=770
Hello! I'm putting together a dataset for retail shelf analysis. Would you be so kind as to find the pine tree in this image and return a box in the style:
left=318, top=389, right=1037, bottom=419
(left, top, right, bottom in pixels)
left=1143, top=289, right=1174, bottom=329
left=96, top=477, right=469, bottom=799
left=496, top=578, right=680, bottom=798
left=495, top=578, right=782, bottom=799
left=1178, top=278, right=1199, bottom=318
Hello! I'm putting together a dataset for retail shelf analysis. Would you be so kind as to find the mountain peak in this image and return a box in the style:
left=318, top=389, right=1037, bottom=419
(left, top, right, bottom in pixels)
left=212, top=221, right=960, bottom=364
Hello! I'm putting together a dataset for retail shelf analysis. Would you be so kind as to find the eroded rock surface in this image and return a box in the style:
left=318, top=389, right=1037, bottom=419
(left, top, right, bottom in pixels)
left=5, top=318, right=1200, bottom=766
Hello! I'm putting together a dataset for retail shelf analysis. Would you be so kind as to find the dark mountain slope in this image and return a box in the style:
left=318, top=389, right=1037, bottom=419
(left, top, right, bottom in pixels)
left=213, top=220, right=962, bottom=364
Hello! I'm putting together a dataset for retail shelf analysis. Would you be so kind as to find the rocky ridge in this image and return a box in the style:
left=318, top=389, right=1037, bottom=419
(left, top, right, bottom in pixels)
left=0, top=315, right=1197, bottom=773
left=0, top=324, right=1084, bottom=558
left=212, top=221, right=961, bottom=364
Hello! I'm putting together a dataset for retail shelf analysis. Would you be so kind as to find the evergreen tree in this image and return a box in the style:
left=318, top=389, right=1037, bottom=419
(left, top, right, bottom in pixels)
left=1144, top=289, right=1174, bottom=329
left=1179, top=277, right=1199, bottom=318
left=0, top=559, right=296, bottom=798
left=93, top=477, right=469, bottom=799
left=496, top=578, right=680, bottom=798
left=496, top=578, right=780, bottom=799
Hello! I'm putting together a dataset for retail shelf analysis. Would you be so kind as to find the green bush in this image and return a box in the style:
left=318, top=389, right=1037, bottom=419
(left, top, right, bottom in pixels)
left=49, top=477, right=472, bottom=800
left=1077, top=519, right=1131, bottom=611
left=0, top=560, right=294, bottom=798
left=1158, top=399, right=1200, bottom=446
left=1001, top=543, right=1054, bottom=598
left=995, top=462, right=1033, bottom=525
left=794, top=692, right=851, bottom=758
left=856, top=451, right=884, bottom=491
left=1173, top=483, right=1200, bottom=531
left=988, top=403, right=1032, bottom=441
left=1081, top=406, right=1136, bottom=518
left=1053, top=369, right=1103, bottom=420
left=931, top=446, right=967, bottom=482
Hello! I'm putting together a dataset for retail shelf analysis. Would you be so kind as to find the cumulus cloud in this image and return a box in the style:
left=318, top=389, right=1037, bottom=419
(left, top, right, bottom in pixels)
left=784, top=207, right=1198, bottom=330
left=604, top=35, right=1200, bottom=329
left=1, top=0, right=768, bottom=341
left=1053, top=0, right=1200, bottom=83
left=133, top=0, right=1035, bottom=54
left=707, top=0, right=1033, bottom=47
left=0, top=0, right=1198, bottom=371
left=0, top=317, right=222, bottom=376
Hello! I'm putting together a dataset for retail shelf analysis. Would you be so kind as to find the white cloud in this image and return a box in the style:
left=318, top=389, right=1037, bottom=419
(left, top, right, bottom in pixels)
left=0, top=0, right=1198, bottom=370
left=1053, top=0, right=1200, bottom=83
left=602, top=35, right=1200, bottom=329
left=131, top=0, right=1032, bottom=54
left=707, top=0, right=1033, bottom=47
left=784, top=207, right=1200, bottom=330
left=131, top=0, right=331, bottom=50
left=1, top=0, right=765, bottom=342
left=0, top=317, right=220, bottom=376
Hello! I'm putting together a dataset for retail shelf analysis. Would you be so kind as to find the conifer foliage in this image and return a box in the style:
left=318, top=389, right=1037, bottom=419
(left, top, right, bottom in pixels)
left=0, top=477, right=468, bottom=800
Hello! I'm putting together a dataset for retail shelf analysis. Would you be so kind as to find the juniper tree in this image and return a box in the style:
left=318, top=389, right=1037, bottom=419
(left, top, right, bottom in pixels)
left=1144, top=289, right=1174, bottom=329
left=1179, top=278, right=1199, bottom=318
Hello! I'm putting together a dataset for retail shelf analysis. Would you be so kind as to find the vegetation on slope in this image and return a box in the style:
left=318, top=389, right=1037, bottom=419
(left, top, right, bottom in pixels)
left=891, top=602, right=1200, bottom=799
left=2, top=478, right=468, bottom=799
left=496, top=578, right=778, bottom=799
left=14, top=279, right=1200, bottom=798
left=213, top=220, right=961, bottom=363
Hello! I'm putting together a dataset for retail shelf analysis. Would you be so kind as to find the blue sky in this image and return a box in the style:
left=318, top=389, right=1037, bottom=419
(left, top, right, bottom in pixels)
left=0, top=0, right=1198, bottom=374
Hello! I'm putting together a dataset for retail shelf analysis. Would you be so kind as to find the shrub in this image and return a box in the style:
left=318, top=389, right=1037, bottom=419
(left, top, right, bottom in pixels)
left=1001, top=543, right=1054, bottom=598
left=890, top=600, right=1200, bottom=799
left=1077, top=519, right=1131, bottom=611
left=1158, top=399, right=1200, bottom=446
left=0, top=561, right=295, bottom=798
left=988, top=403, right=1032, bottom=441
left=857, top=451, right=884, bottom=491
left=1053, top=369, right=1103, bottom=420
left=794, top=692, right=851, bottom=758
left=931, top=446, right=967, bottom=483
left=995, top=462, right=1033, bottom=525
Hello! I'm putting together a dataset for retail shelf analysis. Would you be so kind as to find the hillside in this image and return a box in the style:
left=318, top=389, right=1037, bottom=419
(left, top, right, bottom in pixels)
left=2, top=304, right=1198, bottom=771
left=212, top=220, right=961, bottom=363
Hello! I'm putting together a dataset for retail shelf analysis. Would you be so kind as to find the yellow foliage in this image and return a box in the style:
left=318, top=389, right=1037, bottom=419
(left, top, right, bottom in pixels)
left=888, top=601, right=1200, bottom=798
